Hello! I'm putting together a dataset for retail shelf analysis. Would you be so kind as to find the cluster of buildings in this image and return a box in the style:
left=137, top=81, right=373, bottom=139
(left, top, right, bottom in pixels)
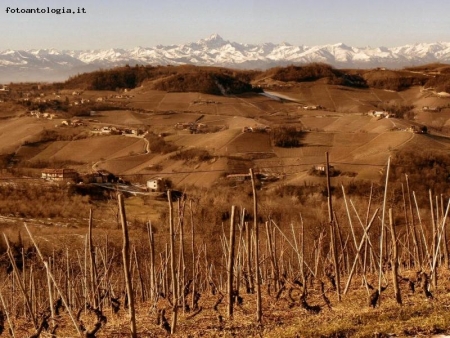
left=61, top=119, right=85, bottom=127
left=93, top=126, right=144, bottom=136
left=41, top=168, right=167, bottom=193
left=368, top=110, right=395, bottom=118
left=422, top=106, right=441, bottom=112
left=242, top=125, right=271, bottom=133
left=29, top=111, right=58, bottom=119
left=174, top=122, right=207, bottom=132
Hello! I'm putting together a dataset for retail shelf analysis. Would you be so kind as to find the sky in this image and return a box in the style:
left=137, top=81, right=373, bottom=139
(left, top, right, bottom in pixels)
left=1, top=0, right=450, bottom=50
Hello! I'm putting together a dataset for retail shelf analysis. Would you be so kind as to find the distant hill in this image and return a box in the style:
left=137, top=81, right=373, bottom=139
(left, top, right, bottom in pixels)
left=59, top=63, right=450, bottom=94
left=2, top=34, right=450, bottom=82
left=62, top=65, right=261, bottom=95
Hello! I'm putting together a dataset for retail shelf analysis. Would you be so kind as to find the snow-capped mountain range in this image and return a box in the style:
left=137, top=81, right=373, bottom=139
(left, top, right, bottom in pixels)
left=1, top=34, right=450, bottom=82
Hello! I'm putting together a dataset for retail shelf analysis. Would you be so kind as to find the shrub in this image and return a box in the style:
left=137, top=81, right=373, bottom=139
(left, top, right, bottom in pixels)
left=170, top=148, right=213, bottom=163
left=147, top=133, right=178, bottom=154
left=271, top=127, right=304, bottom=148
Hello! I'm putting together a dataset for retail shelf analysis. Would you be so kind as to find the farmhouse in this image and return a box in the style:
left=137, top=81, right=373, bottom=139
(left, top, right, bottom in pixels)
left=422, top=106, right=441, bottom=112
left=314, top=164, right=335, bottom=173
left=84, top=170, right=116, bottom=183
left=303, top=105, right=322, bottom=110
left=368, top=110, right=389, bottom=118
left=41, top=168, right=78, bottom=181
left=101, top=126, right=111, bottom=134
left=409, top=125, right=428, bottom=134
left=147, top=178, right=167, bottom=192
left=175, top=122, right=192, bottom=130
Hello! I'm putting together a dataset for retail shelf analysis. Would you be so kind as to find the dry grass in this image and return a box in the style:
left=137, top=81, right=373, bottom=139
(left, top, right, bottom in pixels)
left=5, top=268, right=450, bottom=337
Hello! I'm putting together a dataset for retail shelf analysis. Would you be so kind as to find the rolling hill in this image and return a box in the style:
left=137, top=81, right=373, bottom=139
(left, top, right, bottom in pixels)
left=1, top=63, right=450, bottom=188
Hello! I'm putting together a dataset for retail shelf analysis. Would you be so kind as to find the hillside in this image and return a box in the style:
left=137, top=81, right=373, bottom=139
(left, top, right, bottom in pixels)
left=62, top=65, right=261, bottom=95
left=58, top=63, right=450, bottom=97
left=0, top=63, right=449, bottom=190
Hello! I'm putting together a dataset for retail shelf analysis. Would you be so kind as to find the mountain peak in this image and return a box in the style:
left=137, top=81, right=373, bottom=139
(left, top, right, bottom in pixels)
left=197, top=34, right=228, bottom=47
left=206, top=33, right=224, bottom=42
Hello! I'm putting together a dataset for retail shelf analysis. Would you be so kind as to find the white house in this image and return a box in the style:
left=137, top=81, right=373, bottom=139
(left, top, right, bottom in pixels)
left=147, top=178, right=166, bottom=192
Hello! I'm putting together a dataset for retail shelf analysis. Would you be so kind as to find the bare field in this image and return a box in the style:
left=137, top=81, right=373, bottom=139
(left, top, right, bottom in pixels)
left=226, top=132, right=272, bottom=153
left=158, top=92, right=199, bottom=110
left=401, top=133, right=450, bottom=152
left=141, top=112, right=202, bottom=127
left=167, top=128, right=242, bottom=154
left=300, top=116, right=340, bottom=130
left=341, top=132, right=414, bottom=163
left=0, top=117, right=55, bottom=153
left=92, top=110, right=144, bottom=125
left=30, top=136, right=146, bottom=164
left=322, top=115, right=373, bottom=132
left=98, top=153, right=155, bottom=174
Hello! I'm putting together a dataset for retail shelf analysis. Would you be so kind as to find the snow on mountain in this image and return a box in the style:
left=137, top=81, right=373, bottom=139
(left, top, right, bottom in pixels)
left=1, top=35, right=450, bottom=82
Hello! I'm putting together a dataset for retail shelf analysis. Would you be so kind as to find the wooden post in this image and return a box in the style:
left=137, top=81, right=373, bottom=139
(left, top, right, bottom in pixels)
left=406, top=174, right=422, bottom=268
left=147, top=222, right=156, bottom=302
left=343, top=209, right=378, bottom=295
left=118, top=193, right=137, bottom=338
left=401, top=183, right=411, bottom=269
left=245, top=220, right=254, bottom=294
left=227, top=206, right=236, bottom=318
left=3, top=234, right=37, bottom=328
left=189, top=200, right=196, bottom=311
left=168, top=190, right=178, bottom=334
left=265, top=221, right=279, bottom=291
left=431, top=199, right=450, bottom=282
left=441, top=194, right=449, bottom=269
left=0, top=290, right=15, bottom=338
left=326, top=152, right=341, bottom=301
left=430, top=190, right=438, bottom=288
left=178, top=199, right=186, bottom=316
left=389, top=209, right=402, bottom=305
left=378, top=157, right=390, bottom=296
left=88, top=209, right=98, bottom=309
left=24, top=223, right=82, bottom=337
left=249, top=168, right=262, bottom=323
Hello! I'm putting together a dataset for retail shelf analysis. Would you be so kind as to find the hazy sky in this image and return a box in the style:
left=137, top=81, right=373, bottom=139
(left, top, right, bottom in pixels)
left=1, top=0, right=450, bottom=50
